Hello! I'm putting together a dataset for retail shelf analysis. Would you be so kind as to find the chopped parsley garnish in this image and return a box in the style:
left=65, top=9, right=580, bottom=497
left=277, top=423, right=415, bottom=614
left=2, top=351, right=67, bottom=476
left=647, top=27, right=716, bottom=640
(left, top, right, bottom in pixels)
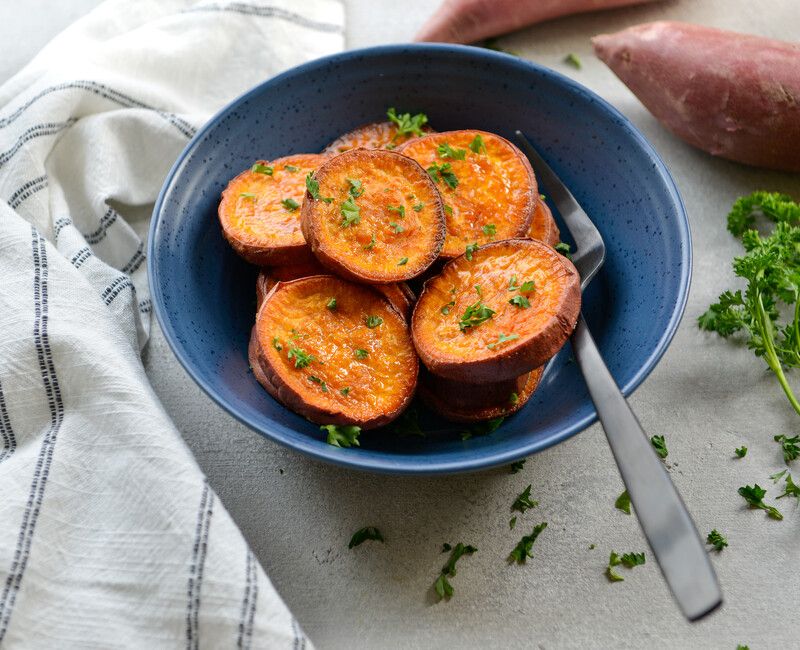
left=468, top=134, right=486, bottom=154
left=771, top=469, right=787, bottom=482
left=443, top=204, right=453, bottom=215
left=348, top=526, right=384, bottom=548
left=308, top=375, right=328, bottom=392
left=365, top=315, right=383, bottom=328
left=510, top=459, right=526, bottom=473
left=774, top=434, right=800, bottom=462
left=738, top=484, right=783, bottom=520
left=389, top=222, right=404, bottom=234
left=347, top=178, right=364, bottom=198
left=364, top=235, right=376, bottom=250
left=305, top=173, right=332, bottom=203
left=427, top=162, right=458, bottom=190
left=619, top=552, right=645, bottom=568
left=474, top=284, right=482, bottom=296
left=776, top=473, right=800, bottom=500
left=460, top=417, right=504, bottom=441
left=272, top=337, right=283, bottom=351
left=509, top=516, right=517, bottom=529
left=240, top=192, right=256, bottom=199
left=482, top=223, right=496, bottom=237
left=511, top=484, right=538, bottom=513
left=340, top=387, right=351, bottom=396
left=322, top=424, right=361, bottom=448
left=555, top=242, right=571, bottom=258
left=606, top=552, right=625, bottom=583
left=487, top=333, right=519, bottom=350
left=519, top=281, right=535, bottom=293
left=386, top=107, right=429, bottom=138
left=440, top=301, right=455, bottom=315
left=650, top=435, right=668, bottom=459
left=325, top=297, right=337, bottom=310
left=464, top=242, right=479, bottom=260
left=390, top=407, right=426, bottom=437
left=354, top=348, right=368, bottom=359
left=564, top=53, right=582, bottom=69
left=340, top=196, right=361, bottom=227
left=283, top=165, right=299, bottom=172
left=706, top=529, right=728, bottom=552
left=287, top=347, right=315, bottom=368
left=398, top=257, right=408, bottom=266
left=735, top=446, right=748, bottom=458
left=434, top=542, right=477, bottom=601
left=509, top=295, right=531, bottom=309
left=436, top=142, right=466, bottom=160
left=281, top=197, right=299, bottom=211
left=508, top=522, right=547, bottom=565
left=388, top=204, right=406, bottom=218
left=509, top=392, right=519, bottom=405
left=413, top=202, right=424, bottom=212
left=615, top=489, right=631, bottom=515
left=458, top=301, right=495, bottom=332
left=251, top=163, right=273, bottom=175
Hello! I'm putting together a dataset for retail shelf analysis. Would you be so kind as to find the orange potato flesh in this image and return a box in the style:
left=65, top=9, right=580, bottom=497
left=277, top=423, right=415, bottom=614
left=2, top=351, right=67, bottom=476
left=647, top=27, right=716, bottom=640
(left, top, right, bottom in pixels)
left=301, top=149, right=445, bottom=283
left=255, top=276, right=418, bottom=428
left=256, top=262, right=416, bottom=318
left=398, top=130, right=537, bottom=258
left=412, top=239, right=581, bottom=382
left=323, top=121, right=434, bottom=154
left=418, top=367, right=544, bottom=423
left=528, top=198, right=560, bottom=248
left=219, top=153, right=329, bottom=265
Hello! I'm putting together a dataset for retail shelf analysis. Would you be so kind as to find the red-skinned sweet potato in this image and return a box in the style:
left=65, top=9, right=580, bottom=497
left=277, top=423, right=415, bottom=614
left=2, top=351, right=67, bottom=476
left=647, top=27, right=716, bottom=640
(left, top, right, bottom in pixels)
left=593, top=21, right=800, bottom=172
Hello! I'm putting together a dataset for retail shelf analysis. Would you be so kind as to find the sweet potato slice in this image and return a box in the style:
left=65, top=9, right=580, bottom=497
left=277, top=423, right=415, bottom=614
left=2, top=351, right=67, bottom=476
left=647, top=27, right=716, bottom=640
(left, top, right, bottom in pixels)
left=255, top=261, right=416, bottom=318
left=528, top=198, right=560, bottom=248
left=412, top=239, right=580, bottom=382
left=323, top=121, right=434, bottom=154
left=398, top=130, right=537, bottom=258
left=301, top=149, right=445, bottom=283
left=418, top=367, right=544, bottom=423
left=219, top=153, right=329, bottom=265
left=254, top=275, right=418, bottom=428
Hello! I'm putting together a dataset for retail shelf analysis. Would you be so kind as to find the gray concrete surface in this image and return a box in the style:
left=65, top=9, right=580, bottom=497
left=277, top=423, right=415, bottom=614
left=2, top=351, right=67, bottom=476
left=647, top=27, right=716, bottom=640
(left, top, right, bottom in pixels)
left=3, top=1, right=800, bottom=648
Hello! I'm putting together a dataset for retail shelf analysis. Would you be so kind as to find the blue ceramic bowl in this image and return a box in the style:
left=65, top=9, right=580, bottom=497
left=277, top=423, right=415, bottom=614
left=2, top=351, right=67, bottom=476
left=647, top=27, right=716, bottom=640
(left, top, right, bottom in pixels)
left=149, top=44, right=691, bottom=475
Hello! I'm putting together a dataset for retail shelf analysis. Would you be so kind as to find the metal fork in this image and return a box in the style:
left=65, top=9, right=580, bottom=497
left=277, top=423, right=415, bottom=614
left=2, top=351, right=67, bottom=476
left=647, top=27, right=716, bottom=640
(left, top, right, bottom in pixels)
left=515, top=131, right=722, bottom=621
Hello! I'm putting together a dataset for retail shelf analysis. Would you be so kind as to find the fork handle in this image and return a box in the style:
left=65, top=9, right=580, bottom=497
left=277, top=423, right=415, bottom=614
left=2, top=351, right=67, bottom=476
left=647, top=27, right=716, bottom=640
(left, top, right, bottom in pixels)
left=571, top=313, right=722, bottom=621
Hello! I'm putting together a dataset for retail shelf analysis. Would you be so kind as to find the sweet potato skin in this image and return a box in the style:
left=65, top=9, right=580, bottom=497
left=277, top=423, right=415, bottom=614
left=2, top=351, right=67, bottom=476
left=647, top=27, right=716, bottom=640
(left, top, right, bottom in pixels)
left=323, top=121, right=433, bottom=154
left=301, top=148, right=446, bottom=283
left=398, top=130, right=537, bottom=258
left=412, top=239, right=581, bottom=382
left=528, top=198, right=560, bottom=248
left=593, top=21, right=800, bottom=172
left=219, top=154, right=329, bottom=265
left=254, top=276, right=418, bottom=429
left=418, top=367, right=544, bottom=423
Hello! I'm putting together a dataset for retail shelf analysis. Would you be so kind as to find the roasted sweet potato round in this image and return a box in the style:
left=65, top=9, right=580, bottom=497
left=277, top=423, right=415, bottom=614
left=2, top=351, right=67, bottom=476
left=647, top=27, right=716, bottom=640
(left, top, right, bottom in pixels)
left=301, top=149, right=445, bottom=284
left=418, top=366, right=544, bottom=423
left=398, top=130, right=537, bottom=258
left=528, top=198, right=560, bottom=247
left=323, top=121, right=434, bottom=154
left=412, top=239, right=581, bottom=382
left=219, top=153, right=329, bottom=265
left=254, top=275, right=418, bottom=428
left=255, top=261, right=416, bottom=318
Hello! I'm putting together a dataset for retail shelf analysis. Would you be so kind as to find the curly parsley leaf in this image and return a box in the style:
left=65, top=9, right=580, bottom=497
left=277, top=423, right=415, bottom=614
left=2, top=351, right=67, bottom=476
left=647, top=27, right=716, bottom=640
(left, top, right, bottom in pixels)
left=322, top=424, right=362, bottom=448
left=738, top=483, right=783, bottom=520
left=706, top=529, right=728, bottom=552
left=619, top=552, right=646, bottom=568
left=508, top=522, right=547, bottom=565
left=348, top=526, right=384, bottom=548
left=727, top=191, right=800, bottom=237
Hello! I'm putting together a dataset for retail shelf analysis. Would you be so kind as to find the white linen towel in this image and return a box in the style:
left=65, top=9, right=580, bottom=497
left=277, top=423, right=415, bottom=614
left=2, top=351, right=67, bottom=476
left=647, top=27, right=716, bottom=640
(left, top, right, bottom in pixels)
left=0, top=1, right=343, bottom=647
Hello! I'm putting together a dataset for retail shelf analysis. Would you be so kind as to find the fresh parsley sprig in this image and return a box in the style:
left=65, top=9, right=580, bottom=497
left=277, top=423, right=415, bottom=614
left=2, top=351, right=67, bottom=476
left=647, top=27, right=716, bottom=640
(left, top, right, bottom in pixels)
left=386, top=107, right=428, bottom=138
left=738, top=483, right=783, bottom=520
left=322, top=424, right=362, bottom=448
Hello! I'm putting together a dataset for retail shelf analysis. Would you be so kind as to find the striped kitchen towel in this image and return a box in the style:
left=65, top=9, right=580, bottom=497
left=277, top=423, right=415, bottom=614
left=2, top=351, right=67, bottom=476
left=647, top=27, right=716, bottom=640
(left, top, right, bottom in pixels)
left=0, top=0, right=343, bottom=647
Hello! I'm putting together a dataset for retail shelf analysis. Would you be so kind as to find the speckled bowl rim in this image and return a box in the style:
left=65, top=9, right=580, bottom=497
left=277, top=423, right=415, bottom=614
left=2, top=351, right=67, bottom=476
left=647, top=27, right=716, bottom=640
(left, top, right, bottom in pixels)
left=148, top=44, right=692, bottom=475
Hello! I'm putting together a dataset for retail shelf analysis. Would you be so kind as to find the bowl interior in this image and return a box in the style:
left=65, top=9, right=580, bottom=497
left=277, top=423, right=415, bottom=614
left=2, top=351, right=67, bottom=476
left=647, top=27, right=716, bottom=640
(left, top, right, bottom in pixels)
left=149, top=45, right=690, bottom=474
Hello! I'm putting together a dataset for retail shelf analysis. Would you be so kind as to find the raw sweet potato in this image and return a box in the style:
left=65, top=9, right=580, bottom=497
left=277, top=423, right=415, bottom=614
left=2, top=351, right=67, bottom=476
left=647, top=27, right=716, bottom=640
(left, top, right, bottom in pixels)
left=415, top=0, right=658, bottom=44
left=412, top=238, right=580, bottom=382
left=418, top=366, right=544, bottom=423
left=398, top=130, right=537, bottom=258
left=323, top=121, right=434, bottom=154
left=219, top=153, right=329, bottom=265
left=256, top=262, right=416, bottom=318
left=528, top=198, right=560, bottom=248
left=593, top=21, right=800, bottom=172
left=253, top=275, right=418, bottom=428
left=301, top=149, right=446, bottom=283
